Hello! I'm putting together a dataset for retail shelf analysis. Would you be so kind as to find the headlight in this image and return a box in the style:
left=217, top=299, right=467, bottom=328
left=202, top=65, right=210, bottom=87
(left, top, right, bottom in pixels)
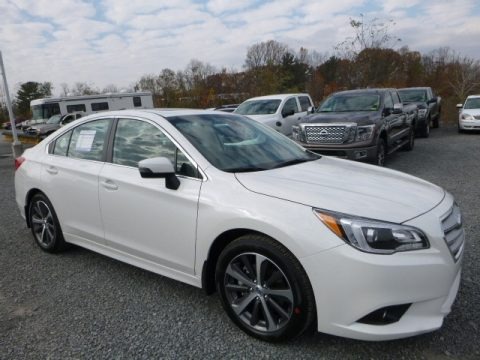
left=461, top=113, right=474, bottom=120
left=292, top=125, right=305, bottom=142
left=355, top=125, right=375, bottom=142
left=418, top=109, right=428, bottom=118
left=314, top=209, right=429, bottom=254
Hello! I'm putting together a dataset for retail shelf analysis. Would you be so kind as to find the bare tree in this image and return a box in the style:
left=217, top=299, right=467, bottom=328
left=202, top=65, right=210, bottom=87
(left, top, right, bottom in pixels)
left=244, top=40, right=289, bottom=70
left=448, top=57, right=480, bottom=101
left=70, top=82, right=99, bottom=96
left=335, top=14, right=401, bottom=59
left=102, top=84, right=119, bottom=93
left=60, top=83, right=70, bottom=96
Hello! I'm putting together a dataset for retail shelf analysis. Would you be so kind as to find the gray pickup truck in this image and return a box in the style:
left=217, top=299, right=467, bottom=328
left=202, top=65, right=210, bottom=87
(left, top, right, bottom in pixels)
left=398, top=87, right=441, bottom=138
left=292, top=88, right=417, bottom=166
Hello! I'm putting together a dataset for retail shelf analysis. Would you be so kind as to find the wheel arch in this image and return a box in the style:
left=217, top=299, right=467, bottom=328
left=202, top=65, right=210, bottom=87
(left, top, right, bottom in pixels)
left=24, top=188, right=46, bottom=228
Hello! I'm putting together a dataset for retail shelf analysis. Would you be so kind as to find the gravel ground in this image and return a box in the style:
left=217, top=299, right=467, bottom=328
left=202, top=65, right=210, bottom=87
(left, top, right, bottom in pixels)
left=0, top=127, right=479, bottom=359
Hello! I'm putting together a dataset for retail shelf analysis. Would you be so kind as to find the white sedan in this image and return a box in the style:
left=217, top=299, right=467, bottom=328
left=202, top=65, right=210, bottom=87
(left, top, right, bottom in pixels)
left=457, top=95, right=480, bottom=132
left=14, top=109, right=464, bottom=342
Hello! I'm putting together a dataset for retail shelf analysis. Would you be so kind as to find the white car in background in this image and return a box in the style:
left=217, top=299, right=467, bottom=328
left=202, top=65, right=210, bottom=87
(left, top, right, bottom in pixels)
left=457, top=95, right=480, bottom=132
left=234, top=94, right=314, bottom=136
left=15, top=109, right=464, bottom=342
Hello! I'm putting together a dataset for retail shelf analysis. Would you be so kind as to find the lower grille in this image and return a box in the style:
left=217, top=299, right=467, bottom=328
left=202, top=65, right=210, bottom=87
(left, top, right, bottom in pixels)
left=305, top=126, right=347, bottom=144
left=441, top=204, right=465, bottom=262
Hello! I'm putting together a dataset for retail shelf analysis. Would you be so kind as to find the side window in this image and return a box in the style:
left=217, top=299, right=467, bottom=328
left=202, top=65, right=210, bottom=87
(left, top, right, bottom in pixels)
left=66, top=104, right=87, bottom=113
left=112, top=119, right=198, bottom=177
left=283, top=98, right=299, bottom=114
left=384, top=93, right=394, bottom=109
left=52, top=130, right=72, bottom=156
left=298, top=96, right=312, bottom=111
left=91, top=102, right=109, bottom=111
left=133, top=97, right=142, bottom=107
left=68, top=119, right=111, bottom=161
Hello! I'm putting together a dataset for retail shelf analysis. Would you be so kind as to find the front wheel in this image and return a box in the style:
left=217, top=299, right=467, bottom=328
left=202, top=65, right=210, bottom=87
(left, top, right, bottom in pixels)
left=373, top=138, right=387, bottom=166
left=216, top=234, right=316, bottom=342
left=420, top=118, right=430, bottom=138
left=28, top=193, right=67, bottom=253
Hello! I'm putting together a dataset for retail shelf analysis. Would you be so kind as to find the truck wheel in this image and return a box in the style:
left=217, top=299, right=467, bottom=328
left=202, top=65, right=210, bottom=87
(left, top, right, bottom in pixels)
left=420, top=118, right=430, bottom=138
left=373, top=138, right=386, bottom=166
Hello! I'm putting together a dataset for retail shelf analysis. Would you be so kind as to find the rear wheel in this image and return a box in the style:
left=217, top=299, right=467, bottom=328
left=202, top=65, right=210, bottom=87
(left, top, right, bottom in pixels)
left=28, top=193, right=67, bottom=253
left=420, top=118, right=430, bottom=138
left=216, top=234, right=316, bottom=342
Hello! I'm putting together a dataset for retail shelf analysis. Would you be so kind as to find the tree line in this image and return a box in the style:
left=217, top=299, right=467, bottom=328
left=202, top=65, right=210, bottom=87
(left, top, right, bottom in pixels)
left=2, top=16, right=480, bottom=124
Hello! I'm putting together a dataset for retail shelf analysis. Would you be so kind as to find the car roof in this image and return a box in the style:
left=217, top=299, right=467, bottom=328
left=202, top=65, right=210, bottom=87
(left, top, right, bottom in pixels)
left=333, top=88, right=392, bottom=96
left=466, top=95, right=480, bottom=99
left=80, top=108, right=235, bottom=120
left=398, top=87, right=429, bottom=91
left=242, top=93, right=310, bottom=101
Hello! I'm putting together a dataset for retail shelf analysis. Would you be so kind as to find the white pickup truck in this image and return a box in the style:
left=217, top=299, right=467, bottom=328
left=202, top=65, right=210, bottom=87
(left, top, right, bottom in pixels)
left=234, top=93, right=314, bottom=136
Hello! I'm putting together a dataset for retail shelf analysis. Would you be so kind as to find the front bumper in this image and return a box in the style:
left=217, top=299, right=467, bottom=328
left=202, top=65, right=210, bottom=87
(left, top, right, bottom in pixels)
left=300, top=195, right=463, bottom=341
left=459, top=118, right=480, bottom=130
left=298, top=142, right=377, bottom=161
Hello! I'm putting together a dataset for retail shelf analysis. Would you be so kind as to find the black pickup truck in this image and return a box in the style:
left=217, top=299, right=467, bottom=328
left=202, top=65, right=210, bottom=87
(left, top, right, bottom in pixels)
left=292, top=88, right=417, bottom=166
left=398, top=87, right=441, bottom=138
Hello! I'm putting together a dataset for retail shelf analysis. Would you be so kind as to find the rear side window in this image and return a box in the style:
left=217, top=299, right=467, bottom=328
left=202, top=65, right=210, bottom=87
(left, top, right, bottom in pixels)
left=384, top=93, right=394, bottom=109
left=68, top=119, right=111, bottom=161
left=298, top=96, right=312, bottom=111
left=66, top=104, right=87, bottom=113
left=53, top=130, right=72, bottom=156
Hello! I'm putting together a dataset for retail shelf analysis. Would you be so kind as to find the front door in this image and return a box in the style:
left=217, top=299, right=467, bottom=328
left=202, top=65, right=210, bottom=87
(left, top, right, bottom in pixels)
left=98, top=118, right=202, bottom=275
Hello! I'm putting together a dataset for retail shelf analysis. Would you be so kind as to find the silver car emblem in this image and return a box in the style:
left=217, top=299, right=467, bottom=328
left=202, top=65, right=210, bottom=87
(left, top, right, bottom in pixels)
left=319, top=129, right=329, bottom=136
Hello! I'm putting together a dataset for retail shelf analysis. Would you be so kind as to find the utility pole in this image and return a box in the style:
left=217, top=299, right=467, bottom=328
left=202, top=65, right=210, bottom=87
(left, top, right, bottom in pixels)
left=0, top=50, right=23, bottom=158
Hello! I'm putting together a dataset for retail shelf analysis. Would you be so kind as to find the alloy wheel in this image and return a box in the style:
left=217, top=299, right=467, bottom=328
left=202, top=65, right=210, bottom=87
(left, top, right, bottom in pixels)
left=223, top=252, right=294, bottom=333
left=31, top=200, right=56, bottom=248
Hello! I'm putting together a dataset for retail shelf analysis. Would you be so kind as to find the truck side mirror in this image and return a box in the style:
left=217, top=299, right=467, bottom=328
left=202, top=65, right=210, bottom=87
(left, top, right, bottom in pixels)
left=307, top=106, right=315, bottom=114
left=392, top=103, right=403, bottom=114
left=282, top=109, right=295, bottom=118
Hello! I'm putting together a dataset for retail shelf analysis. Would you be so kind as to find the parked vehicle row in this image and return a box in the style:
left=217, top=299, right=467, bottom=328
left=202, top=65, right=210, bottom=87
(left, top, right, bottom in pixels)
left=15, top=108, right=464, bottom=343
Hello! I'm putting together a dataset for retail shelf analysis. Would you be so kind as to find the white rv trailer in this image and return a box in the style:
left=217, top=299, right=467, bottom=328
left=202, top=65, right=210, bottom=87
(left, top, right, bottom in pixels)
left=29, top=92, right=154, bottom=122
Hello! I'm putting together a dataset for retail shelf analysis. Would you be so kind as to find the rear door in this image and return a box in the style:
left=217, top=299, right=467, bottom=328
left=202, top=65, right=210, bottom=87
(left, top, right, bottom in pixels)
left=41, top=118, right=112, bottom=245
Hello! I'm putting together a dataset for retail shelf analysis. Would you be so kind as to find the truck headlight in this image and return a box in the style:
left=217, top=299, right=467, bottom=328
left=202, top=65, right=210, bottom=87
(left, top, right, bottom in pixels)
left=418, top=109, right=428, bottom=118
left=461, top=113, right=474, bottom=120
left=355, top=125, right=375, bottom=142
left=314, top=209, right=429, bottom=254
left=292, top=125, right=305, bottom=142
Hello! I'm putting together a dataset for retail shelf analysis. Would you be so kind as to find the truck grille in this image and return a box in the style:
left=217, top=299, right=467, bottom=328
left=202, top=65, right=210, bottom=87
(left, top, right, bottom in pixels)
left=441, top=204, right=464, bottom=262
left=305, top=126, right=346, bottom=144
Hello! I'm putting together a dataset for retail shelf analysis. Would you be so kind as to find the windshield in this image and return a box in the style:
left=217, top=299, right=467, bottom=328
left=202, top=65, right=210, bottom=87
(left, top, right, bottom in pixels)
left=464, top=98, right=480, bottom=109
left=31, top=103, right=61, bottom=120
left=398, top=90, right=427, bottom=102
left=318, top=94, right=380, bottom=112
left=46, top=114, right=62, bottom=124
left=235, top=99, right=281, bottom=115
left=167, top=113, right=319, bottom=172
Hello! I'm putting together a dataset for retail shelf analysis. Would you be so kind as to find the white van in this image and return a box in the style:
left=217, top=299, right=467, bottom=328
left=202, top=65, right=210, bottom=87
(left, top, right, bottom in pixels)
left=234, top=93, right=314, bottom=136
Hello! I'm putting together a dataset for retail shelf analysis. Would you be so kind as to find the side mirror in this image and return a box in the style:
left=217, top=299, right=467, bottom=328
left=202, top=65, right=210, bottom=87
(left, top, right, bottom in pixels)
left=456, top=104, right=463, bottom=108
left=427, top=97, right=437, bottom=104
left=282, top=109, right=295, bottom=118
left=392, top=103, right=403, bottom=114
left=138, top=157, right=180, bottom=190
left=307, top=106, right=316, bottom=114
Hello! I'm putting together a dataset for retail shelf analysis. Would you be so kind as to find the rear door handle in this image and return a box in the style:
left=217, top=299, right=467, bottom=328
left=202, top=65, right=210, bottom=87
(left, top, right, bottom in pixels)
left=101, top=180, right=118, bottom=191
left=45, top=166, right=58, bottom=175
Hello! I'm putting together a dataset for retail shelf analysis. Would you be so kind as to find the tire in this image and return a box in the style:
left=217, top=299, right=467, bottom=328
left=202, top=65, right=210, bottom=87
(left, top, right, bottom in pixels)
left=432, top=115, right=440, bottom=128
left=419, top=118, right=430, bottom=138
left=28, top=193, right=68, bottom=253
left=373, top=138, right=386, bottom=166
left=215, top=234, right=316, bottom=342
left=402, top=126, right=415, bottom=151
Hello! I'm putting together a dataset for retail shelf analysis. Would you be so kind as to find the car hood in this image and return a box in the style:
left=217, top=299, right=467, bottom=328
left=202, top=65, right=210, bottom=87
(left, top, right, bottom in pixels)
left=462, top=108, right=480, bottom=116
left=243, top=114, right=279, bottom=121
left=303, top=112, right=378, bottom=126
left=235, top=157, right=445, bottom=223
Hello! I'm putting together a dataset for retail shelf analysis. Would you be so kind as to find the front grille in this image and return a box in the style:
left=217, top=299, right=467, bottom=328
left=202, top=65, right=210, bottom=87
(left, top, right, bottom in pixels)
left=441, top=204, right=464, bottom=262
left=305, top=126, right=347, bottom=144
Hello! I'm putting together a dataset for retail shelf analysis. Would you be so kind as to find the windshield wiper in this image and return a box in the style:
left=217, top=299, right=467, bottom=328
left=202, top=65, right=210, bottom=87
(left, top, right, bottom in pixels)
left=271, top=158, right=315, bottom=169
left=224, top=166, right=268, bottom=173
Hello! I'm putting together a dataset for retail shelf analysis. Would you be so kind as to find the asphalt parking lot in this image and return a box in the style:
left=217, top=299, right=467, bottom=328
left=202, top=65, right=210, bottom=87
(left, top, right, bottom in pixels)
left=0, top=127, right=479, bottom=359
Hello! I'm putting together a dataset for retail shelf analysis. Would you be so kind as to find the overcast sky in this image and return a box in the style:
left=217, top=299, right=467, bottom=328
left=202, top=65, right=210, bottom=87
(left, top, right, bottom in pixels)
left=1, top=0, right=480, bottom=96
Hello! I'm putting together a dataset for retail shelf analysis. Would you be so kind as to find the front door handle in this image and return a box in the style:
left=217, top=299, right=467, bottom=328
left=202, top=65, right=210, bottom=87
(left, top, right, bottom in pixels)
left=101, top=180, right=118, bottom=191
left=45, top=166, right=58, bottom=175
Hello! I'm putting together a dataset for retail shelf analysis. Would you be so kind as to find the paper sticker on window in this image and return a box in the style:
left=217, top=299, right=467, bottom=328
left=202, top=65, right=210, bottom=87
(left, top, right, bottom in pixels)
left=76, top=130, right=96, bottom=152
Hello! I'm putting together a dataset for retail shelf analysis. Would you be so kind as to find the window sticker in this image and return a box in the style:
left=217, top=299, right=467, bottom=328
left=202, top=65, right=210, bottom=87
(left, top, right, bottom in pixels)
left=76, top=130, right=96, bottom=152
